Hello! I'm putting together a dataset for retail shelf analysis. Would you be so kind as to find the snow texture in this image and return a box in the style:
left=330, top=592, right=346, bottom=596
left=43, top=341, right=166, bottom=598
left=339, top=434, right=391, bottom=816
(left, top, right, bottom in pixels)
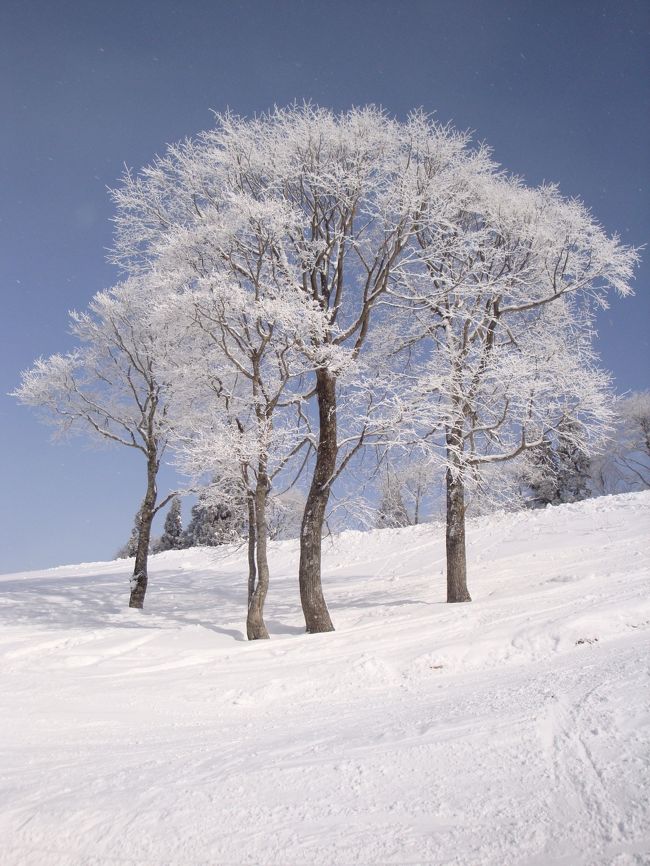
left=1, top=492, right=649, bottom=865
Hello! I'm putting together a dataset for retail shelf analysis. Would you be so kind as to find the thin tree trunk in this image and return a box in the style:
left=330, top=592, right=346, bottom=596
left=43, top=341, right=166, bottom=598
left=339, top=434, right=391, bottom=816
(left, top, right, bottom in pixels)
left=246, top=489, right=257, bottom=607
left=247, top=471, right=270, bottom=640
left=129, top=454, right=157, bottom=609
left=299, top=367, right=336, bottom=633
left=445, top=429, right=471, bottom=603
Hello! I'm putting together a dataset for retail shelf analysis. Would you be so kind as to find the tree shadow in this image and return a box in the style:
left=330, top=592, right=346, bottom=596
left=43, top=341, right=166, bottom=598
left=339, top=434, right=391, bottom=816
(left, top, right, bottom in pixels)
left=329, top=594, right=434, bottom=610
left=173, top=618, right=247, bottom=641
left=264, top=618, right=305, bottom=636
left=0, top=568, right=251, bottom=636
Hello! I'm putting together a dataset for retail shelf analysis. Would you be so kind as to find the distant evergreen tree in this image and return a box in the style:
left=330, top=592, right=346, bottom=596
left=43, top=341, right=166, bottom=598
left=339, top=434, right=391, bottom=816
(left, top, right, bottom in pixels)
left=527, top=420, right=591, bottom=507
left=115, top=506, right=143, bottom=559
left=526, top=437, right=559, bottom=507
left=554, top=419, right=591, bottom=503
left=154, top=497, right=184, bottom=552
left=184, top=502, right=211, bottom=547
left=183, top=495, right=245, bottom=548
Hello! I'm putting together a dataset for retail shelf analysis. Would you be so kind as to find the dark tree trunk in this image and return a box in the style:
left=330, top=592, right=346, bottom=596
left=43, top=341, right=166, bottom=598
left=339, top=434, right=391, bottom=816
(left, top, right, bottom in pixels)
left=445, top=432, right=471, bottom=603
left=247, top=471, right=270, bottom=640
left=246, top=489, right=257, bottom=607
left=129, top=454, right=157, bottom=609
left=299, top=367, right=336, bottom=633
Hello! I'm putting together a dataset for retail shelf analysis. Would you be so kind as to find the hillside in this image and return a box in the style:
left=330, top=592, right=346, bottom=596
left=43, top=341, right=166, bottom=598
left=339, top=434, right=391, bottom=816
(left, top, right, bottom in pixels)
left=1, top=492, right=649, bottom=866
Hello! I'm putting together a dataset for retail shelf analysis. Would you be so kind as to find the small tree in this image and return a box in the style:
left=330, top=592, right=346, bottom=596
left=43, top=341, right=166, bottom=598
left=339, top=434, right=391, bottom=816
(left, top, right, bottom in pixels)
left=376, top=469, right=411, bottom=528
left=116, top=507, right=143, bottom=559
left=155, top=497, right=184, bottom=552
left=267, top=489, right=306, bottom=540
left=373, top=450, right=438, bottom=527
left=590, top=393, right=650, bottom=495
left=525, top=437, right=560, bottom=507
left=526, top=419, right=592, bottom=506
left=183, top=501, right=217, bottom=547
left=554, top=418, right=592, bottom=503
left=183, top=493, right=245, bottom=548
left=14, top=278, right=176, bottom=609
left=613, top=391, right=650, bottom=489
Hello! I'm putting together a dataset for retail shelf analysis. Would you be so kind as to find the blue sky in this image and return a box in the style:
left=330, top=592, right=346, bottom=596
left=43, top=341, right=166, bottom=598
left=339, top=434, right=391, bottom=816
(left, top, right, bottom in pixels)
left=1, top=0, right=648, bottom=573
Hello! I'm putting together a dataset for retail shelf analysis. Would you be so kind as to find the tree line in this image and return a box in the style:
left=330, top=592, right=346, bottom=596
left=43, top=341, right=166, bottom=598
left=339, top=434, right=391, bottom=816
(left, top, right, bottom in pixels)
left=14, top=105, right=640, bottom=638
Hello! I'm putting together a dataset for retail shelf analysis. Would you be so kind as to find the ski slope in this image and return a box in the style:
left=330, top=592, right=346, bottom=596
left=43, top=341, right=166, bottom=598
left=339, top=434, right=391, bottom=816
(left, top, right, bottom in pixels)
left=1, top=492, right=649, bottom=866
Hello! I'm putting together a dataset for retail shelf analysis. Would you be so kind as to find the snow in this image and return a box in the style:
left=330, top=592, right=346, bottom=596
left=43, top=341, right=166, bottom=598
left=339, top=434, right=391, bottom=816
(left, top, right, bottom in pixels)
left=1, top=492, right=649, bottom=866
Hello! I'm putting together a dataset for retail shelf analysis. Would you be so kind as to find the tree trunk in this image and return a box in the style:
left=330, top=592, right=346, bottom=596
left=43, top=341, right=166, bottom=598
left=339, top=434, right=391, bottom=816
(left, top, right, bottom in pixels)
left=246, top=471, right=270, bottom=640
left=445, top=464, right=471, bottom=603
left=246, top=489, right=257, bottom=607
left=129, top=454, right=157, bottom=609
left=299, top=368, right=336, bottom=633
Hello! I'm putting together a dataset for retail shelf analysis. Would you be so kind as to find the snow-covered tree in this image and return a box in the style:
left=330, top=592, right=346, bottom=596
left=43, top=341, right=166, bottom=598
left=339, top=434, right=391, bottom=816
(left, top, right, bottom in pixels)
left=373, top=450, right=439, bottom=527
left=116, top=506, right=143, bottom=559
left=525, top=418, right=592, bottom=507
left=183, top=501, right=214, bottom=547
left=554, top=419, right=593, bottom=503
left=146, top=192, right=319, bottom=638
left=267, top=489, right=306, bottom=540
left=590, top=391, right=650, bottom=493
left=522, top=437, right=560, bottom=507
left=612, top=391, right=650, bottom=489
left=110, top=105, right=481, bottom=633
left=376, top=469, right=411, bottom=528
left=13, top=278, right=177, bottom=609
left=104, top=103, right=637, bottom=621
left=392, top=169, right=638, bottom=602
left=183, top=492, right=245, bottom=548
left=154, top=496, right=184, bottom=552
left=167, top=301, right=312, bottom=639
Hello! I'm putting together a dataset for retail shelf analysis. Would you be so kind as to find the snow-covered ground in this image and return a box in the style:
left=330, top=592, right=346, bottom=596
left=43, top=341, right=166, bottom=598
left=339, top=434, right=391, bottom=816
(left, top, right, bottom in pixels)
left=1, top=492, right=649, bottom=866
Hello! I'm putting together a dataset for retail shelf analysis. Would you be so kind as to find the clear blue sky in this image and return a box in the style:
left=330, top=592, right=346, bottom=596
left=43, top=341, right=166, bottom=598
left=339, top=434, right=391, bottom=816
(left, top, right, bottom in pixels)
left=1, top=0, right=648, bottom=573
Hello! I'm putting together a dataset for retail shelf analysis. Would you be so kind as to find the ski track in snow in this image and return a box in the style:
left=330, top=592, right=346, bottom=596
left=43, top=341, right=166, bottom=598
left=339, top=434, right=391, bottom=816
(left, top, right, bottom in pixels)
left=0, top=492, right=649, bottom=865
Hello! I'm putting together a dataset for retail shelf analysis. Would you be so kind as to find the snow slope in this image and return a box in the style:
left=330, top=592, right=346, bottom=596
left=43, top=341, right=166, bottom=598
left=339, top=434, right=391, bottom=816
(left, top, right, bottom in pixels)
left=1, top=492, right=649, bottom=866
